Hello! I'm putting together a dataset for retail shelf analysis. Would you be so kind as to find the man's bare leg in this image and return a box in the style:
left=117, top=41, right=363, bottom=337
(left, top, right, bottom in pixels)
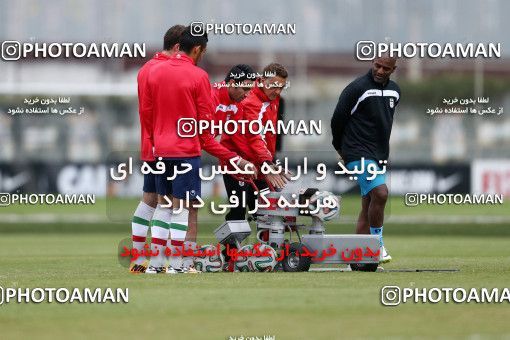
left=367, top=184, right=391, bottom=262
left=142, top=192, right=158, bottom=209
left=356, top=195, right=371, bottom=234
left=368, top=185, right=388, bottom=227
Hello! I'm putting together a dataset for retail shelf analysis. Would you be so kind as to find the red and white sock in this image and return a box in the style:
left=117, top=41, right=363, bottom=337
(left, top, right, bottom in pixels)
left=131, top=201, right=155, bottom=265
left=148, top=205, right=172, bottom=268
left=167, top=208, right=189, bottom=269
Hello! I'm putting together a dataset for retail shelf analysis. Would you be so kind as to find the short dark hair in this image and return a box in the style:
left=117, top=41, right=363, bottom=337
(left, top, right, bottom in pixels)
left=225, top=64, right=255, bottom=82
left=163, top=25, right=186, bottom=51
left=262, top=63, right=288, bottom=79
left=179, top=26, right=208, bottom=54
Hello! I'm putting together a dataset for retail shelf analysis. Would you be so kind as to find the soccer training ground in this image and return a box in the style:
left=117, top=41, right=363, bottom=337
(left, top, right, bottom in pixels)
left=1, top=196, right=509, bottom=339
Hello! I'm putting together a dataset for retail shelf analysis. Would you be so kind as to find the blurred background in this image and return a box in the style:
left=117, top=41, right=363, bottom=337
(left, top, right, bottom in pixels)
left=0, top=0, right=509, bottom=201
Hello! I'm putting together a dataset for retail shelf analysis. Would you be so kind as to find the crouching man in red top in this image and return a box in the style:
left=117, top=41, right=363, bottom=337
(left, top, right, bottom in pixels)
left=221, top=62, right=290, bottom=218
left=219, top=63, right=290, bottom=268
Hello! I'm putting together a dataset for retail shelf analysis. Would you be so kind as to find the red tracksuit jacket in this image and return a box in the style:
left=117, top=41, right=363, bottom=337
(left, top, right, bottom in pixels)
left=137, top=52, right=171, bottom=161
left=143, top=53, right=237, bottom=162
left=210, top=82, right=244, bottom=137
left=221, top=82, right=279, bottom=166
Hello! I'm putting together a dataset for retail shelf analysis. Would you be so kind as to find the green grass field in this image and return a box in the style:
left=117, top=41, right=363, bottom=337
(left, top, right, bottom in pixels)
left=1, top=196, right=510, bottom=339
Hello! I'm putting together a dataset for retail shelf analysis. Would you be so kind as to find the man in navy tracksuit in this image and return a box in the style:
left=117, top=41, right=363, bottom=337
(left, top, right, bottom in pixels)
left=331, top=56, right=400, bottom=265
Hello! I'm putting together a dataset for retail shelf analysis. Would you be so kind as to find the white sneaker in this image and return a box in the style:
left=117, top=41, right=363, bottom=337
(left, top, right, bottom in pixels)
left=181, top=264, right=201, bottom=274
left=380, top=246, right=392, bottom=263
left=166, top=266, right=184, bottom=274
left=181, top=256, right=194, bottom=270
left=146, top=265, right=166, bottom=274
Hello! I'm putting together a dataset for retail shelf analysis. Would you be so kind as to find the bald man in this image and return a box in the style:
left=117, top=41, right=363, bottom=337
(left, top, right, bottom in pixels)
left=331, top=56, right=400, bottom=267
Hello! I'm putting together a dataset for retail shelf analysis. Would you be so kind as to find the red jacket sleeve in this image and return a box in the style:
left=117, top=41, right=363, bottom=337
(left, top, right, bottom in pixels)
left=242, top=100, right=273, bottom=164
left=139, top=72, right=154, bottom=146
left=195, top=73, right=238, bottom=162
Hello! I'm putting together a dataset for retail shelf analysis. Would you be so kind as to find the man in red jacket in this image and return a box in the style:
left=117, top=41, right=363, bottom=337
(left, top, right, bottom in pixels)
left=221, top=62, right=289, bottom=219
left=177, top=65, right=255, bottom=271
left=142, top=26, right=255, bottom=274
left=218, top=63, right=289, bottom=269
left=130, top=24, right=185, bottom=274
